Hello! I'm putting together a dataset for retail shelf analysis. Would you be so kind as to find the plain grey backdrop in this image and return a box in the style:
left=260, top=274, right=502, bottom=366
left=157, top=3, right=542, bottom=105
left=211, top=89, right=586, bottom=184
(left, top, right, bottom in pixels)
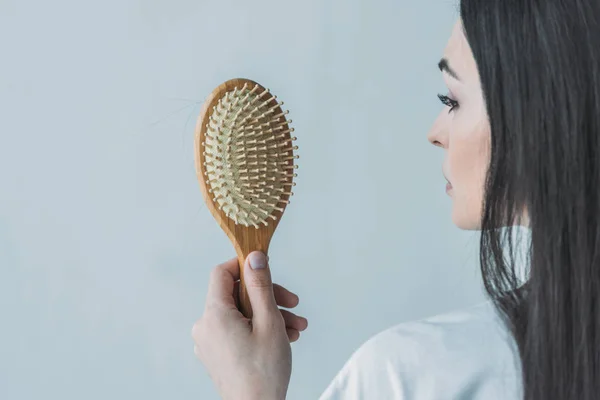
left=0, top=1, right=487, bottom=399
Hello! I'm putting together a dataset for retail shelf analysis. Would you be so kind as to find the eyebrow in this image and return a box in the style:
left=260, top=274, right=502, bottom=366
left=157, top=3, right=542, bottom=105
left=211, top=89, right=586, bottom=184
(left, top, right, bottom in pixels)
left=438, top=58, right=460, bottom=81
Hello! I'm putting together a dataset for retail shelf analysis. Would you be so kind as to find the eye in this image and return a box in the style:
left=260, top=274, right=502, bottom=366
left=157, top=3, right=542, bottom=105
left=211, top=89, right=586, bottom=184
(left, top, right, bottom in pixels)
left=437, top=93, right=459, bottom=113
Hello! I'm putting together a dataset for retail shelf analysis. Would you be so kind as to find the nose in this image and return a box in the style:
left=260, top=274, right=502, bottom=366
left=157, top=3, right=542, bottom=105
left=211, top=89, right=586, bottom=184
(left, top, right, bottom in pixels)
left=427, top=110, right=449, bottom=149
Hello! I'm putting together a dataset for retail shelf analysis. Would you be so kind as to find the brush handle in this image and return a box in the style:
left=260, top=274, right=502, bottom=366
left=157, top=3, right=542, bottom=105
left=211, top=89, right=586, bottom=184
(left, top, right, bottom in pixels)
left=236, top=251, right=253, bottom=319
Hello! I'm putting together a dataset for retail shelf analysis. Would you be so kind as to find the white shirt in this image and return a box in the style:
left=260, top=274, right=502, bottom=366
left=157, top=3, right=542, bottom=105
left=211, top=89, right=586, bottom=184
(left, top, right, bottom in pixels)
left=319, top=301, right=522, bottom=400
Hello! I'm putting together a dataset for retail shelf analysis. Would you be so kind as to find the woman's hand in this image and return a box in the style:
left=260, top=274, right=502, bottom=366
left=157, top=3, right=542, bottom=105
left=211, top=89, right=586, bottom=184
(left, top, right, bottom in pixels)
left=191, top=251, right=308, bottom=400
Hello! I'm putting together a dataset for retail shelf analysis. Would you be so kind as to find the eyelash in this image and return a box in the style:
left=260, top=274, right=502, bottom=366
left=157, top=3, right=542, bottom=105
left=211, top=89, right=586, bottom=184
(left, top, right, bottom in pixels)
left=437, top=93, right=459, bottom=113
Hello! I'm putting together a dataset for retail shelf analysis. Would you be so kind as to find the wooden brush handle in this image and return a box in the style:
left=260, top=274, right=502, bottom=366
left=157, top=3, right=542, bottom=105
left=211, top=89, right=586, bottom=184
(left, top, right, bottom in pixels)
left=236, top=251, right=253, bottom=319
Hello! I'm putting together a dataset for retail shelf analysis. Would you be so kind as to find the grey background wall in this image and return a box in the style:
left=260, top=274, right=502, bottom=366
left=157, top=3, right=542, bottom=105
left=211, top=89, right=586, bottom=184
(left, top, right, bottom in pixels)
left=0, top=1, right=486, bottom=399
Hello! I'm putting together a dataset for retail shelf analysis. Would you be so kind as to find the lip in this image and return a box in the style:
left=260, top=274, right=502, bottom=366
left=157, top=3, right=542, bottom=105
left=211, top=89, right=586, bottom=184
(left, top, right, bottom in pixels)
left=443, top=171, right=452, bottom=191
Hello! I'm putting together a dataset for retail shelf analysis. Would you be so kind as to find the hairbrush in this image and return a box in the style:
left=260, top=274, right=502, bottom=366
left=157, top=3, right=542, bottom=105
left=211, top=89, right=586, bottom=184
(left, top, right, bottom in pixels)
left=194, top=78, right=299, bottom=318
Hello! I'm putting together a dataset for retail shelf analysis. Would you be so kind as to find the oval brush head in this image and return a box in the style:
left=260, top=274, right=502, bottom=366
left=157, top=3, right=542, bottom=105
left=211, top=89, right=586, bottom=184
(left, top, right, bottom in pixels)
left=194, top=78, right=298, bottom=318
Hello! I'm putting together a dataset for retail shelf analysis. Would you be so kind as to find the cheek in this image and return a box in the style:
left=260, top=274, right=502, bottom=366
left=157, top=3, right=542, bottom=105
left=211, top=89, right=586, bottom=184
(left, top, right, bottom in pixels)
left=448, top=115, right=490, bottom=187
left=448, top=138, right=487, bottom=191
left=448, top=121, right=491, bottom=225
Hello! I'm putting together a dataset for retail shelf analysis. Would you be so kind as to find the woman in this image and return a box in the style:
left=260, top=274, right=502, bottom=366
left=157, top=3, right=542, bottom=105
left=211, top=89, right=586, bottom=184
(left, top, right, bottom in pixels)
left=191, top=1, right=600, bottom=399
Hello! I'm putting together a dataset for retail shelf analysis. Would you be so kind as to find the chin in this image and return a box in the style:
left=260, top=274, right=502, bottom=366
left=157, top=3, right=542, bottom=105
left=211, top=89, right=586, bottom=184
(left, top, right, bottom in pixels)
left=451, top=205, right=481, bottom=231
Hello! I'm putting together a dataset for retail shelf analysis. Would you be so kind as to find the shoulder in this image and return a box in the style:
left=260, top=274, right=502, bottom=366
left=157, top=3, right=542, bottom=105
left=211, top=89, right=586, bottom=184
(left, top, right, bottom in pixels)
left=319, top=301, right=522, bottom=400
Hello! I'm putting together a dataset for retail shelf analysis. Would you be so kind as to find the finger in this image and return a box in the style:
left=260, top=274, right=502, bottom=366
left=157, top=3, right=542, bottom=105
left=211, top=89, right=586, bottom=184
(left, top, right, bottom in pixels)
left=280, top=308, right=308, bottom=332
left=244, top=251, right=279, bottom=325
left=233, top=280, right=241, bottom=309
left=273, top=283, right=300, bottom=309
left=206, top=257, right=241, bottom=309
left=286, top=328, right=300, bottom=342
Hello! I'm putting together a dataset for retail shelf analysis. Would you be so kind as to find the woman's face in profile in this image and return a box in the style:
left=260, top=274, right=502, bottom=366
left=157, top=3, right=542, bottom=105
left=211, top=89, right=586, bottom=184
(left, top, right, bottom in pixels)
left=428, top=20, right=491, bottom=230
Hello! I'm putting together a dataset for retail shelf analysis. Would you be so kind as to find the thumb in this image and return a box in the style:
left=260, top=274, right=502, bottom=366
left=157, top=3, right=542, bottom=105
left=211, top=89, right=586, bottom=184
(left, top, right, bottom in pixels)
left=245, top=251, right=278, bottom=323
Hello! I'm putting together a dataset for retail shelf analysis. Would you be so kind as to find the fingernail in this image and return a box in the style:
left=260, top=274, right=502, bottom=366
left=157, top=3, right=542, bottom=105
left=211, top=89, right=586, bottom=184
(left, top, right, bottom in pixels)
left=248, top=252, right=267, bottom=270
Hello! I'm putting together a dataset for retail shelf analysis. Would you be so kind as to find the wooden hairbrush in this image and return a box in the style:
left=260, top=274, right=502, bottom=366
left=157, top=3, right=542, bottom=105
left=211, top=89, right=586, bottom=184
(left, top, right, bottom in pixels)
left=194, top=78, right=299, bottom=319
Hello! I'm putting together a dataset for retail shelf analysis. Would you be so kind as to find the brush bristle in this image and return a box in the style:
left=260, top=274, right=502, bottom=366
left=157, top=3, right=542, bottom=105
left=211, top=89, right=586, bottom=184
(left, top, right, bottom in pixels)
left=202, top=83, right=298, bottom=228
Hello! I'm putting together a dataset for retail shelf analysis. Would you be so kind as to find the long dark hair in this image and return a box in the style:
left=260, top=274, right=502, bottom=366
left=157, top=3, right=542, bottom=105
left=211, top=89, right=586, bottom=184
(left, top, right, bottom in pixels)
left=460, top=1, right=600, bottom=399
